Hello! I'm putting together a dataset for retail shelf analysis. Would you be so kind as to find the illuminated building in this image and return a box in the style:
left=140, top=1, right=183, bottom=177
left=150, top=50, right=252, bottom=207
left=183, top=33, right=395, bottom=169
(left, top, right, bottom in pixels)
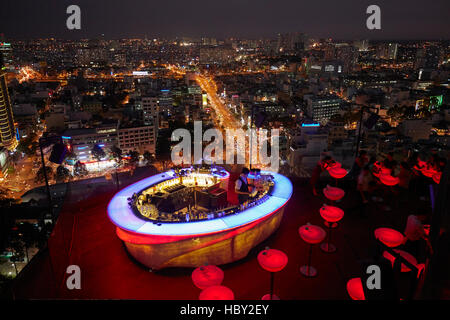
left=0, top=53, right=18, bottom=151
left=304, top=94, right=342, bottom=124
left=118, top=123, right=156, bottom=155
left=62, top=124, right=118, bottom=161
left=108, top=167, right=292, bottom=269
left=199, top=46, right=236, bottom=65
left=141, top=96, right=159, bottom=126
left=276, top=32, right=306, bottom=53
left=0, top=42, right=13, bottom=69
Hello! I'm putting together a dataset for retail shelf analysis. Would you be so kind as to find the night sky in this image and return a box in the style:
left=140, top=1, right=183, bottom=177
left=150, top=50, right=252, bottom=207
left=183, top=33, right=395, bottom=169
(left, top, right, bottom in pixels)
left=1, top=0, right=449, bottom=40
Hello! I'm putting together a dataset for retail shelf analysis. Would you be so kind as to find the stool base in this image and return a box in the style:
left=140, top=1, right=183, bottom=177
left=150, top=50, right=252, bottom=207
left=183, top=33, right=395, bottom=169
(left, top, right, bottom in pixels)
left=320, top=243, right=336, bottom=253
left=262, top=294, right=280, bottom=300
left=300, top=265, right=317, bottom=277
left=324, top=221, right=338, bottom=228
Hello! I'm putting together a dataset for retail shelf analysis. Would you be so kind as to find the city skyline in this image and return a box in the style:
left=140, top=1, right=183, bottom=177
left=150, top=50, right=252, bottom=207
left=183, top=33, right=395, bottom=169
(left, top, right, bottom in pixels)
left=1, top=0, right=449, bottom=40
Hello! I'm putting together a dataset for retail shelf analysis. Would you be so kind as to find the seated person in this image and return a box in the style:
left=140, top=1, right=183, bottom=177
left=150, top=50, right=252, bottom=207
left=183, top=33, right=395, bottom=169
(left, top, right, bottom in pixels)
left=403, top=213, right=433, bottom=261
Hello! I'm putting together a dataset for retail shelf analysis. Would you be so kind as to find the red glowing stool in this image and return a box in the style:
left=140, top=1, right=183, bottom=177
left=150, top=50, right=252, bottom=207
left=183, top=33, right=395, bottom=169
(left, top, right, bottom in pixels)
left=319, top=204, right=344, bottom=253
left=421, top=167, right=436, bottom=178
left=257, top=248, right=288, bottom=300
left=323, top=185, right=345, bottom=202
left=346, top=278, right=365, bottom=300
left=192, top=265, right=224, bottom=290
left=383, top=249, right=425, bottom=278
left=326, top=161, right=341, bottom=170
left=432, top=172, right=441, bottom=184
left=328, top=167, right=347, bottom=179
left=374, top=227, right=404, bottom=248
left=299, top=224, right=326, bottom=277
left=379, top=174, right=399, bottom=186
left=199, top=285, right=235, bottom=300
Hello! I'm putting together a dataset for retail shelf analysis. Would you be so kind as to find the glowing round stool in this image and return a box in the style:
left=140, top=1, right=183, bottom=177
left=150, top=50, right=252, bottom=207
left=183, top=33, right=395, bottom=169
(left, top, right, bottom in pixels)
left=192, top=265, right=224, bottom=290
left=421, top=167, right=436, bottom=178
left=323, top=185, right=345, bottom=202
left=298, top=224, right=326, bottom=277
left=257, top=248, right=288, bottom=300
left=347, top=278, right=365, bottom=300
left=319, top=204, right=344, bottom=253
left=199, top=285, right=234, bottom=300
left=328, top=166, right=347, bottom=179
left=379, top=174, right=399, bottom=186
left=326, top=161, right=341, bottom=170
left=374, top=227, right=404, bottom=248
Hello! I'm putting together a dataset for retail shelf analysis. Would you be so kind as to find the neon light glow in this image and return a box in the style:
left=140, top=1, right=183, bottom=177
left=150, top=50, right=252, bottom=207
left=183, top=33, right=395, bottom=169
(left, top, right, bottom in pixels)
left=301, top=123, right=320, bottom=127
left=108, top=170, right=293, bottom=269
left=374, top=228, right=404, bottom=248
left=108, top=170, right=292, bottom=236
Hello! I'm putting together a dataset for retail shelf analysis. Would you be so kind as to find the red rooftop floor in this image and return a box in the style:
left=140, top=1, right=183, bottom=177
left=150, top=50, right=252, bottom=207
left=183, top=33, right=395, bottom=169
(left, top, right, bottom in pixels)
left=11, top=172, right=423, bottom=300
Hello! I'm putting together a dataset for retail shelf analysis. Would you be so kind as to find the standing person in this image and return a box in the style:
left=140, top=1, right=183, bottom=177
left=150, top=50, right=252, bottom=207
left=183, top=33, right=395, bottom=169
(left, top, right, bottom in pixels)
left=235, top=167, right=252, bottom=205
left=382, top=152, right=395, bottom=173
left=356, top=165, right=372, bottom=217
left=396, top=162, right=412, bottom=208
left=352, top=151, right=368, bottom=179
left=310, top=156, right=331, bottom=196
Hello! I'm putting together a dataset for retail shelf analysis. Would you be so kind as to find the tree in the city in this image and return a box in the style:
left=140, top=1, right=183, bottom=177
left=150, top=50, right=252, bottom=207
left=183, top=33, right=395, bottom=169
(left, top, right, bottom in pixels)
left=128, top=151, right=140, bottom=167
left=143, top=151, right=153, bottom=164
left=91, top=144, right=106, bottom=163
left=15, top=223, right=37, bottom=263
left=73, top=161, right=88, bottom=177
left=65, top=149, right=78, bottom=165
left=387, top=104, right=404, bottom=123
left=56, top=165, right=70, bottom=182
left=110, top=145, right=123, bottom=163
left=9, top=238, right=25, bottom=276
left=34, top=166, right=53, bottom=184
left=16, top=136, right=37, bottom=156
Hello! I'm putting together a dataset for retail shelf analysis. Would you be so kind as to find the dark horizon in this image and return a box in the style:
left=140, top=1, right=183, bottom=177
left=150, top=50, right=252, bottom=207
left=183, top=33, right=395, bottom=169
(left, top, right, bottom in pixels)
left=1, top=0, right=449, bottom=41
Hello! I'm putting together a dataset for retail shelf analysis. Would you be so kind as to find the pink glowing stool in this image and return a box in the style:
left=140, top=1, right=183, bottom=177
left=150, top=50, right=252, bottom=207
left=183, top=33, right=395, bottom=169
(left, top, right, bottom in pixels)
left=328, top=167, right=347, bottom=179
left=192, top=265, right=224, bottom=290
left=323, top=185, right=345, bottom=202
left=319, top=204, right=344, bottom=253
left=374, top=227, right=405, bottom=248
left=299, top=224, right=326, bottom=277
left=379, top=174, right=400, bottom=186
left=383, top=249, right=425, bottom=278
left=199, top=285, right=235, bottom=300
left=257, top=248, right=288, bottom=300
left=346, top=278, right=365, bottom=300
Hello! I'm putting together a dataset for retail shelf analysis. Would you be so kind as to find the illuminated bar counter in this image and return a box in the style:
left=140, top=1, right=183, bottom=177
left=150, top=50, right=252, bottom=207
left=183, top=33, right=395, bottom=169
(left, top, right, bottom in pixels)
left=107, top=166, right=293, bottom=270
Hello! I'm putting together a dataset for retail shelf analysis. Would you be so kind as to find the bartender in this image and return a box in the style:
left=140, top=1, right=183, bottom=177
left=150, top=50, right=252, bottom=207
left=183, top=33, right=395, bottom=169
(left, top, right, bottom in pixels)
left=235, top=167, right=254, bottom=205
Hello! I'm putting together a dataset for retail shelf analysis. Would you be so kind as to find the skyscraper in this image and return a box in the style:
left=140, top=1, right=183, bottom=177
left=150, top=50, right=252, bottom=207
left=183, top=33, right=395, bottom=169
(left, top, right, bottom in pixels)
left=0, top=53, right=18, bottom=151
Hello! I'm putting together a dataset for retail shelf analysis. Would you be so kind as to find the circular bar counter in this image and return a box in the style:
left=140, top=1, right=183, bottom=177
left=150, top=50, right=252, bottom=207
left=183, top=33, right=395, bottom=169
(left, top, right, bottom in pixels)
left=107, top=169, right=293, bottom=269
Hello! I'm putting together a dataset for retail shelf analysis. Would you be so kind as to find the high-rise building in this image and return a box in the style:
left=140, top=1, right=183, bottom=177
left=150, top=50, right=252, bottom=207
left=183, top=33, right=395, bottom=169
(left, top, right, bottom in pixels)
left=276, top=32, right=306, bottom=53
left=304, top=95, right=342, bottom=124
left=387, top=43, right=398, bottom=60
left=141, top=96, right=159, bottom=127
left=0, top=53, right=18, bottom=151
left=377, top=43, right=398, bottom=60
left=0, top=42, right=13, bottom=69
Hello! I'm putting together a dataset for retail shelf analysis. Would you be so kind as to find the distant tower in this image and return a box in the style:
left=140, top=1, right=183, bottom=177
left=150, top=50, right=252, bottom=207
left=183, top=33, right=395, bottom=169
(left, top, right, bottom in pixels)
left=0, top=53, right=18, bottom=150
